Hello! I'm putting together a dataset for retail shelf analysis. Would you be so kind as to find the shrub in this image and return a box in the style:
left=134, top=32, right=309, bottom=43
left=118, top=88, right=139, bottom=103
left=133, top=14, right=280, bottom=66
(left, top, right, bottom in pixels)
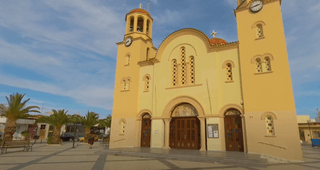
left=47, top=137, right=53, bottom=144
left=21, top=130, right=30, bottom=140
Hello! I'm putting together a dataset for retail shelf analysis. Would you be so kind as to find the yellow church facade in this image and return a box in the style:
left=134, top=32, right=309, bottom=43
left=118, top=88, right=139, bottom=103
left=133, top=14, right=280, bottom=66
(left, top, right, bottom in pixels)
left=110, top=0, right=303, bottom=161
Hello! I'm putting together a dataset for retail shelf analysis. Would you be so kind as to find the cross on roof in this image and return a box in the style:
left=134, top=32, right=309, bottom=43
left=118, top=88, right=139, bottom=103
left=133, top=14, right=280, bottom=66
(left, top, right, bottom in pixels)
left=139, top=3, right=142, bottom=9
left=211, top=30, right=217, bottom=38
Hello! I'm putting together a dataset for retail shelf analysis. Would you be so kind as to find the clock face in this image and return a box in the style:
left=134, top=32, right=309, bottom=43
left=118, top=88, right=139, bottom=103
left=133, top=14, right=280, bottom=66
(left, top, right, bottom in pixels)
left=125, top=37, right=132, bottom=47
left=250, top=0, right=263, bottom=13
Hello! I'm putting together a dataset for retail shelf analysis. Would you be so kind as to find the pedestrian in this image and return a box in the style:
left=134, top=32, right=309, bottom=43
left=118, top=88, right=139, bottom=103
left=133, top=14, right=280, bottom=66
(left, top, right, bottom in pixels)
left=88, top=132, right=95, bottom=149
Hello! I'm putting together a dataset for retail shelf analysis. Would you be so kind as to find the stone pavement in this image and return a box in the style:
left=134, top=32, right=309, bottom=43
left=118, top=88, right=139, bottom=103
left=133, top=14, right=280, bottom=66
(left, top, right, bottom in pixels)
left=0, top=142, right=319, bottom=170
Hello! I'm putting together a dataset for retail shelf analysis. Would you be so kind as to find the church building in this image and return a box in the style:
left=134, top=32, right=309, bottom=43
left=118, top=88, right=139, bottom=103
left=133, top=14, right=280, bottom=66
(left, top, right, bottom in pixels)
left=110, top=0, right=303, bottom=161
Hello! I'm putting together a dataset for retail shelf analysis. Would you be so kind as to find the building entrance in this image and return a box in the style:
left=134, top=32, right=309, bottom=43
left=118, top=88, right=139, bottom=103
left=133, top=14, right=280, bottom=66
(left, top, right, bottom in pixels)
left=141, top=113, right=151, bottom=147
left=224, top=109, right=244, bottom=152
left=169, top=103, right=200, bottom=150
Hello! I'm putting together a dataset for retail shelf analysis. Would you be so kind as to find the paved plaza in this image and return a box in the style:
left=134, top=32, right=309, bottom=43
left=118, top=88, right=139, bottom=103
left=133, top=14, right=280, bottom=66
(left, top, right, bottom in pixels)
left=0, top=142, right=319, bottom=170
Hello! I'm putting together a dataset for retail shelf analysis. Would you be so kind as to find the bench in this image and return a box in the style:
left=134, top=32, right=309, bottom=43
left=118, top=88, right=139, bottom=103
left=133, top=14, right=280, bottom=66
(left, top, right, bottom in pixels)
left=1, top=140, right=33, bottom=154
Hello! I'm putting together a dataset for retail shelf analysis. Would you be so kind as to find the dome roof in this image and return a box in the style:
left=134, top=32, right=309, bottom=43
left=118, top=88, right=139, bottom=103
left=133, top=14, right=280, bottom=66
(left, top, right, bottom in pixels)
left=209, top=38, right=228, bottom=46
left=128, top=9, right=151, bottom=18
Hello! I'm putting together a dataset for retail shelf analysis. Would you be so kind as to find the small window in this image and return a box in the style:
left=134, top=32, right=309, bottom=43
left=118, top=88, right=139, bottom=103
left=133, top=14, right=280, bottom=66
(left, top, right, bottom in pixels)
left=266, top=116, right=275, bottom=135
left=189, top=56, right=195, bottom=84
left=255, top=58, right=262, bottom=73
left=126, top=79, right=130, bottom=90
left=137, top=17, right=144, bottom=32
left=180, top=47, right=186, bottom=85
left=172, top=59, right=177, bottom=86
left=264, top=57, right=272, bottom=72
left=125, top=54, right=130, bottom=66
left=121, top=121, right=125, bottom=134
left=226, top=63, right=233, bottom=81
left=257, top=24, right=264, bottom=38
left=145, top=76, right=150, bottom=91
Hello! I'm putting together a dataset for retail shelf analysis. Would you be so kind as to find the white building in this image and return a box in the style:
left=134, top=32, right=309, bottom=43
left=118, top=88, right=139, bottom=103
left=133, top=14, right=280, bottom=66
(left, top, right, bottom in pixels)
left=0, top=116, right=36, bottom=140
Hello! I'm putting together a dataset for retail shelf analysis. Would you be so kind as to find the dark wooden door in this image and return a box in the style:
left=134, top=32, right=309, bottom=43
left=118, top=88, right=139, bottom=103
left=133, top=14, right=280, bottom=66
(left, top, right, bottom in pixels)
left=224, top=115, right=244, bottom=152
left=169, top=117, right=200, bottom=150
left=141, top=118, right=151, bottom=147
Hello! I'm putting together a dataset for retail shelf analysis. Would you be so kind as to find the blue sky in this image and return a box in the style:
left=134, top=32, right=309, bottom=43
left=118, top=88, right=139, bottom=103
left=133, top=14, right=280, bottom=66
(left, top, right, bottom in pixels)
left=0, top=0, right=319, bottom=119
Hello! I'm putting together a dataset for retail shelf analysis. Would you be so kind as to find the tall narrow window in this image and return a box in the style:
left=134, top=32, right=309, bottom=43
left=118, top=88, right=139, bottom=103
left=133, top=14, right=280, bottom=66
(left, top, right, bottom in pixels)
left=126, top=79, right=130, bottom=90
left=137, top=17, right=144, bottom=32
left=123, top=80, right=126, bottom=90
left=189, top=56, right=195, bottom=84
left=255, top=58, right=262, bottom=73
left=121, top=121, right=125, bottom=134
left=125, top=54, right=130, bottom=66
left=257, top=24, right=264, bottom=38
left=226, top=63, right=233, bottom=81
left=264, top=57, right=272, bottom=72
left=172, top=59, right=177, bottom=86
left=145, top=76, right=150, bottom=91
left=129, top=17, right=134, bottom=32
left=146, top=48, right=150, bottom=61
left=266, top=116, right=275, bottom=135
left=180, top=47, right=186, bottom=85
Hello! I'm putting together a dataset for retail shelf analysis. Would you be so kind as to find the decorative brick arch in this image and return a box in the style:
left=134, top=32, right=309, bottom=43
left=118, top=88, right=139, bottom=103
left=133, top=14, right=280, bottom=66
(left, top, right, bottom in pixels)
left=219, top=104, right=243, bottom=117
left=137, top=109, right=153, bottom=120
left=252, top=21, right=266, bottom=29
left=222, top=60, right=236, bottom=69
left=118, top=118, right=126, bottom=124
left=162, top=96, right=205, bottom=118
left=261, top=112, right=277, bottom=120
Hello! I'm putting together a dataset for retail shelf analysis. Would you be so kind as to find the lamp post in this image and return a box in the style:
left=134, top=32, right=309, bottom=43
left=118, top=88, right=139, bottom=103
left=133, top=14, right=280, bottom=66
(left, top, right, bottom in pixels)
left=307, top=120, right=313, bottom=145
left=72, top=123, right=78, bottom=148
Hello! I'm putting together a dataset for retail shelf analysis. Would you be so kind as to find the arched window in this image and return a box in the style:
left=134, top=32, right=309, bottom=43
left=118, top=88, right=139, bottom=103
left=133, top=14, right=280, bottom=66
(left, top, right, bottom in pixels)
left=180, top=47, right=186, bottom=85
left=266, top=115, right=275, bottom=135
left=255, top=58, right=262, bottom=73
left=146, top=20, right=150, bottom=35
left=145, top=76, right=150, bottom=91
left=172, top=59, right=177, bottom=86
left=264, top=57, right=272, bottom=72
left=189, top=56, right=195, bottom=84
left=146, top=48, right=150, bottom=61
left=257, top=24, right=264, bottom=38
left=226, top=63, right=233, bottom=81
left=125, top=54, right=130, bottom=66
left=126, top=79, right=130, bottom=90
left=137, top=17, right=144, bottom=32
left=129, top=17, right=134, bottom=32
left=121, top=120, right=125, bottom=134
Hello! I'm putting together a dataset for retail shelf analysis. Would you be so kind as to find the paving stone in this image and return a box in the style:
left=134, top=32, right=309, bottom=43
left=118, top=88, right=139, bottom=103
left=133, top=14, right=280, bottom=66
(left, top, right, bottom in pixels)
left=21, top=163, right=95, bottom=170
left=167, top=159, right=229, bottom=168
left=104, top=160, right=170, bottom=170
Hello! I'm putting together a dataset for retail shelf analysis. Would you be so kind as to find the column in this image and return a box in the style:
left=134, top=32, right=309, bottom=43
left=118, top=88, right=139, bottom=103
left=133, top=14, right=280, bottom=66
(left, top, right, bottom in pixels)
left=199, top=117, right=207, bottom=151
left=163, top=118, right=171, bottom=149
left=133, top=16, right=138, bottom=33
left=134, top=119, right=142, bottom=147
left=143, top=16, right=147, bottom=34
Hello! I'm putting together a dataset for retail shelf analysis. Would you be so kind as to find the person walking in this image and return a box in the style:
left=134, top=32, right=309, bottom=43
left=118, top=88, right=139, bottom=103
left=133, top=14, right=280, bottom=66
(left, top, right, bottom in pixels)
left=88, top=132, right=95, bottom=149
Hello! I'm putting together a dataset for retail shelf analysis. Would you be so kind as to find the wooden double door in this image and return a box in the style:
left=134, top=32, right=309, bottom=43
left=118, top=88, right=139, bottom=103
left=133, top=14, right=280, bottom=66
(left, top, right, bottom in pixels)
left=169, top=117, right=200, bottom=150
left=224, top=115, right=244, bottom=152
left=141, top=118, right=151, bottom=147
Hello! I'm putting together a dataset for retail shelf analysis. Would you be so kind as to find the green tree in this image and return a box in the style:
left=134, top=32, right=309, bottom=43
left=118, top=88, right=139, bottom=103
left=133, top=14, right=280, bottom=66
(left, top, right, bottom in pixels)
left=80, top=111, right=99, bottom=142
left=0, top=104, right=7, bottom=116
left=4, top=93, right=40, bottom=141
left=36, top=109, right=72, bottom=144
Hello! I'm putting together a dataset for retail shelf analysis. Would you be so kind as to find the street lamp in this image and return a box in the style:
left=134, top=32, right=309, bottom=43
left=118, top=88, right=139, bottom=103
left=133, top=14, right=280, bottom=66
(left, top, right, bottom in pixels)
left=307, top=120, right=313, bottom=145
left=72, top=123, right=79, bottom=148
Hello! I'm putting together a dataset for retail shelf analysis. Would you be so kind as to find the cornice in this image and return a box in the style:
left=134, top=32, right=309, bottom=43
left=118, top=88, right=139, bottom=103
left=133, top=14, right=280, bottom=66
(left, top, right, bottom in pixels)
left=137, top=58, right=160, bottom=67
left=235, top=0, right=281, bottom=13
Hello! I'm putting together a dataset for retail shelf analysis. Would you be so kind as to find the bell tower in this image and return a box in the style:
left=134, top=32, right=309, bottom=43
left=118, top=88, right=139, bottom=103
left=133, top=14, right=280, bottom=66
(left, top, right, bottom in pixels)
left=235, top=0, right=303, bottom=161
left=125, top=4, right=153, bottom=40
left=110, top=4, right=156, bottom=149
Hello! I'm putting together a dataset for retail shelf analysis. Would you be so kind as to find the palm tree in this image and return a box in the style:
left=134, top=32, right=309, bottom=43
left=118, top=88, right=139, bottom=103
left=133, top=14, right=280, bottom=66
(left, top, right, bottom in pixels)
left=81, top=111, right=99, bottom=142
left=3, top=93, right=40, bottom=141
left=36, top=109, right=71, bottom=144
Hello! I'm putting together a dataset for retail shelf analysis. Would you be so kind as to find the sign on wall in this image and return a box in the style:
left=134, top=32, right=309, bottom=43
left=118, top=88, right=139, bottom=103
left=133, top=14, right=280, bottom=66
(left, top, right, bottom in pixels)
left=207, top=124, right=219, bottom=138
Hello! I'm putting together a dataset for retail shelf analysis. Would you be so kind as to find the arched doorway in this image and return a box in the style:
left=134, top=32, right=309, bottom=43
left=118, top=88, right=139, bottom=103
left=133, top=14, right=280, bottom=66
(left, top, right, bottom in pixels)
left=169, top=103, right=200, bottom=150
left=224, top=109, right=244, bottom=152
left=141, top=113, right=151, bottom=147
